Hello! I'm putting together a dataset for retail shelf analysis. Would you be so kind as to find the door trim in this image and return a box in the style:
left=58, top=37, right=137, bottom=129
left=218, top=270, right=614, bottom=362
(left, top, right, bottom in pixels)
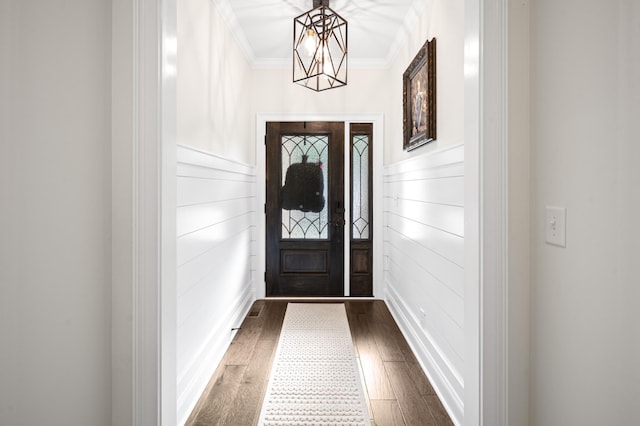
left=112, top=0, right=177, bottom=423
left=256, top=114, right=384, bottom=299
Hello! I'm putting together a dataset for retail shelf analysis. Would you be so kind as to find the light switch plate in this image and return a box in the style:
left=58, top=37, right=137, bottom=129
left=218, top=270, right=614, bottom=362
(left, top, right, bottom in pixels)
left=545, top=206, right=566, bottom=247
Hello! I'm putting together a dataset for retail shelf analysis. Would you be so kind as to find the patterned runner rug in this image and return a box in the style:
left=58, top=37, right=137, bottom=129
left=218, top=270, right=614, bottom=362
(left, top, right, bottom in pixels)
left=258, top=303, right=371, bottom=426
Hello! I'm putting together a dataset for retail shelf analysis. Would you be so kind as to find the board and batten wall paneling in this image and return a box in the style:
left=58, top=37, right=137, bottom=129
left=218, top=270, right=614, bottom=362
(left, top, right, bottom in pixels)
left=383, top=143, right=464, bottom=424
left=176, top=145, right=257, bottom=424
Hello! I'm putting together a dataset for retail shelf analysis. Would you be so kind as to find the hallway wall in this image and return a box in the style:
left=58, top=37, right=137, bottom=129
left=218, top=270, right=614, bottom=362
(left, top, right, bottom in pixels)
left=530, top=1, right=640, bottom=424
left=249, top=68, right=392, bottom=140
left=0, top=1, right=112, bottom=424
left=176, top=0, right=257, bottom=422
left=177, top=0, right=253, bottom=165
left=382, top=0, right=465, bottom=423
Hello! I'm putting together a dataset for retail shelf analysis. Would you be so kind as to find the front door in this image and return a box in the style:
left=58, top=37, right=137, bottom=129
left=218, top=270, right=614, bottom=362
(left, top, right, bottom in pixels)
left=266, top=122, right=345, bottom=296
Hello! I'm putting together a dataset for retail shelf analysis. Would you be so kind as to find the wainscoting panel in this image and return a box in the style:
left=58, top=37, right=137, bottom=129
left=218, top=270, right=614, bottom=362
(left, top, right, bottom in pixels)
left=383, top=143, right=464, bottom=425
left=176, top=145, right=257, bottom=424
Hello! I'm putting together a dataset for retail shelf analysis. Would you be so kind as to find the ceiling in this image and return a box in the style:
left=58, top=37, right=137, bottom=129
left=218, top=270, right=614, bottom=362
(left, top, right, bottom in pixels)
left=212, top=0, right=426, bottom=68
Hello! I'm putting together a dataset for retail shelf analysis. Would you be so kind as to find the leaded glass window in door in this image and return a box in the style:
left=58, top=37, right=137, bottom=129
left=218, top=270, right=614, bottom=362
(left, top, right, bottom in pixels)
left=280, top=134, right=329, bottom=240
left=352, top=134, right=370, bottom=239
left=349, top=123, right=373, bottom=296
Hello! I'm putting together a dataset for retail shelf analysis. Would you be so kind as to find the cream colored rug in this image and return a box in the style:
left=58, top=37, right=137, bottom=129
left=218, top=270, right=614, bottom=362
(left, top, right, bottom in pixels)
left=258, top=303, right=371, bottom=426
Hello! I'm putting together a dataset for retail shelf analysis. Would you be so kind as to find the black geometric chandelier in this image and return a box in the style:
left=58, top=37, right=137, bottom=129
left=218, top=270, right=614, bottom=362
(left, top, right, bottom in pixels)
left=293, top=0, right=347, bottom=91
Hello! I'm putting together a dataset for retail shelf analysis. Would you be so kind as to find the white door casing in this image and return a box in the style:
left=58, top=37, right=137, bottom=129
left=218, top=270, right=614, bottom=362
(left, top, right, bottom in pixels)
left=117, top=0, right=523, bottom=424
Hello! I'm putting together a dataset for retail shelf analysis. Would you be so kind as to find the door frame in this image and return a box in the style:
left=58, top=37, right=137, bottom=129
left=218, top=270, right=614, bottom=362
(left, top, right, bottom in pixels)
left=256, top=114, right=384, bottom=299
left=118, top=0, right=526, bottom=424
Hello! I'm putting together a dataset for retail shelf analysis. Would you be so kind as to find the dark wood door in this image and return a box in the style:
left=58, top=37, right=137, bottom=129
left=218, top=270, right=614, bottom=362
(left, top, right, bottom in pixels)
left=266, top=122, right=345, bottom=296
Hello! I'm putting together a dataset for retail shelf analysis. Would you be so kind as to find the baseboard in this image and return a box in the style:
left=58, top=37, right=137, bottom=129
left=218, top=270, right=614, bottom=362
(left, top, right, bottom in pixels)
left=177, top=283, right=255, bottom=425
left=384, top=282, right=463, bottom=425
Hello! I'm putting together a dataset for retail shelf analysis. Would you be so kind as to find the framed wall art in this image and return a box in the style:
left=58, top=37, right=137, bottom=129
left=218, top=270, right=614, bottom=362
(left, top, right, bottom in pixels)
left=403, top=37, right=436, bottom=151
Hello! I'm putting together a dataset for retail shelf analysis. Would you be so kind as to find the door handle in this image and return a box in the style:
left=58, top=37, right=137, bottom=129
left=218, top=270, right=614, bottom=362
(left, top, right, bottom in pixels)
left=333, top=218, right=346, bottom=227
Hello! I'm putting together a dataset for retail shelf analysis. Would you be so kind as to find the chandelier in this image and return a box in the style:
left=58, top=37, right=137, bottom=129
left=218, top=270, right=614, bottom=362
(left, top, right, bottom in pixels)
left=293, top=0, right=347, bottom=91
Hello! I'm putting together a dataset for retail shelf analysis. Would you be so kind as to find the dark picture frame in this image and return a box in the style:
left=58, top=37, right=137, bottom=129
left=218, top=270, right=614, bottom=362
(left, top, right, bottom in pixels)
left=403, top=38, right=436, bottom=151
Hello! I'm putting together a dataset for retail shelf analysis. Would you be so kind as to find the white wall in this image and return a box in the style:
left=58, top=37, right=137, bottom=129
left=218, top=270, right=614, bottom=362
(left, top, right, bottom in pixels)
left=176, top=1, right=257, bottom=422
left=249, top=68, right=392, bottom=143
left=0, top=1, right=112, bottom=425
left=111, top=0, right=135, bottom=422
left=178, top=0, right=253, bottom=165
left=530, top=1, right=640, bottom=424
left=382, top=0, right=465, bottom=423
left=508, top=0, right=531, bottom=424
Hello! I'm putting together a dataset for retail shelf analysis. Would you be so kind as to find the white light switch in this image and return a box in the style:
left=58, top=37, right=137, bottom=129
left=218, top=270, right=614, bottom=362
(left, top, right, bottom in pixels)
left=545, top=206, right=566, bottom=247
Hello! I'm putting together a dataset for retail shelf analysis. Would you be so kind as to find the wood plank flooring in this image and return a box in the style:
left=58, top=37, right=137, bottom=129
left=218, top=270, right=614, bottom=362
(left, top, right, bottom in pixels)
left=185, top=300, right=454, bottom=426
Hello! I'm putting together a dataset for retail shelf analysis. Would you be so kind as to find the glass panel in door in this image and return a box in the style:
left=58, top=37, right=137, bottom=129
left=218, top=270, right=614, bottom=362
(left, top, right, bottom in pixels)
left=280, top=134, right=329, bottom=240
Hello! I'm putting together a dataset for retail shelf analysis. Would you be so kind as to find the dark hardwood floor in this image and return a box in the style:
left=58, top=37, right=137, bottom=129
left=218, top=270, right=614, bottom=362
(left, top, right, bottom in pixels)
left=185, top=300, right=454, bottom=426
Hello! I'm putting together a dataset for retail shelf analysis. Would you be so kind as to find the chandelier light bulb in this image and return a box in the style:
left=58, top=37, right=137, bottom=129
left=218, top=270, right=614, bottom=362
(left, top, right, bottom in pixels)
left=322, top=46, right=331, bottom=75
left=304, top=28, right=318, bottom=56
